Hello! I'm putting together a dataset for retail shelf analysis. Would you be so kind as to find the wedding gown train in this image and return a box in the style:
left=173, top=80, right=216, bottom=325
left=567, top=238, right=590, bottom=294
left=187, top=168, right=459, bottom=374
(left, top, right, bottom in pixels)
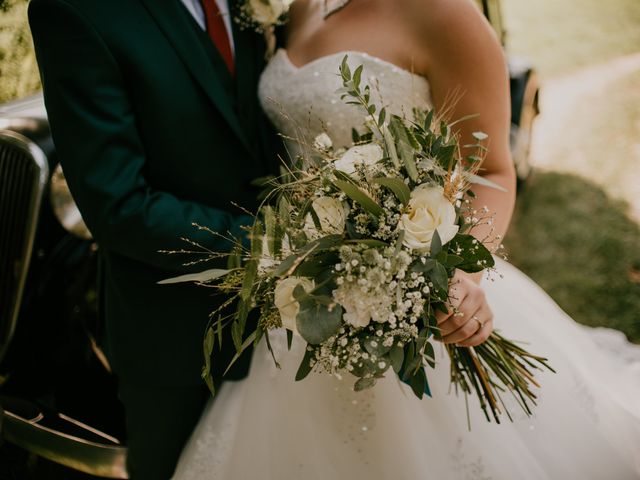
left=173, top=50, right=640, bottom=479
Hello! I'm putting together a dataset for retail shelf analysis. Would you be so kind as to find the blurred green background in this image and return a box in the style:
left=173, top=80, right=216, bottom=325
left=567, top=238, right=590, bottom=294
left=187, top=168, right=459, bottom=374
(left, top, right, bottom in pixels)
left=1, top=0, right=639, bottom=340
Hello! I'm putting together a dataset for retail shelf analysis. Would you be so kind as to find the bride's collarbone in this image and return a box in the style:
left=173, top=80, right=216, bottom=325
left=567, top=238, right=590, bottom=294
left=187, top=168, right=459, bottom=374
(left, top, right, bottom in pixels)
left=285, top=2, right=424, bottom=76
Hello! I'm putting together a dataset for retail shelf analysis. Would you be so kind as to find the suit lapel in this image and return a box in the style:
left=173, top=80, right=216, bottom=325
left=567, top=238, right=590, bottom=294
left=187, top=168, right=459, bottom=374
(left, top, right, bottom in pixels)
left=232, top=14, right=263, bottom=155
left=139, top=0, right=253, bottom=155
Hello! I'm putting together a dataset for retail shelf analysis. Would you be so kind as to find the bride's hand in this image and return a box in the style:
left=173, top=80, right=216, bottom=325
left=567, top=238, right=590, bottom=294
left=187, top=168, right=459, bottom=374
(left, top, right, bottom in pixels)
left=435, top=271, right=493, bottom=347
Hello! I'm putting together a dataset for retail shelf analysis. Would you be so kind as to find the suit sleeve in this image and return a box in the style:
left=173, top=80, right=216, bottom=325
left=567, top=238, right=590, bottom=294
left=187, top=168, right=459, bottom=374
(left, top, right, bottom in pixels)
left=29, top=0, right=253, bottom=273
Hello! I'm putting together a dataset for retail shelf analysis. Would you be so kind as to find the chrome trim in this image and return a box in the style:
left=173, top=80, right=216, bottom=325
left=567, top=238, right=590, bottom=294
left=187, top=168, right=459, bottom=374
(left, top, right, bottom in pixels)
left=3, top=408, right=128, bottom=478
left=0, top=130, right=49, bottom=363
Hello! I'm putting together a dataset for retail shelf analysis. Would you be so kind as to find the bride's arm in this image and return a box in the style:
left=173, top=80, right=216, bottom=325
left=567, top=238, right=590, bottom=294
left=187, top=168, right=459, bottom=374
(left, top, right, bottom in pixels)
left=404, top=0, right=516, bottom=346
left=410, top=0, right=516, bottom=246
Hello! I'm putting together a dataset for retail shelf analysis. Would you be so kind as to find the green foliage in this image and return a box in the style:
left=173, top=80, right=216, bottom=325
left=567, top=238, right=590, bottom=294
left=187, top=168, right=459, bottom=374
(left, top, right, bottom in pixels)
left=332, top=179, right=383, bottom=217
left=294, top=285, right=343, bottom=345
left=507, top=172, right=640, bottom=343
left=0, top=0, right=41, bottom=103
left=370, top=176, right=411, bottom=205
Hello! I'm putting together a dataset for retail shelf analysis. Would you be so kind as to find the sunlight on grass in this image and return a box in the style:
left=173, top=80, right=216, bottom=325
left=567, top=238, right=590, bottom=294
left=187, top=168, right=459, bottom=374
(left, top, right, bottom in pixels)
left=503, top=0, right=640, bottom=77
left=507, top=172, right=640, bottom=342
left=531, top=68, right=640, bottom=219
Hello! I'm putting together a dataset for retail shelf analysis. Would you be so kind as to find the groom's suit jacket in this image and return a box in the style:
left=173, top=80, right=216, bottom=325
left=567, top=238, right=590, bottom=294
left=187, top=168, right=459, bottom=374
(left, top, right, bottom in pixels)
left=29, top=0, right=278, bottom=387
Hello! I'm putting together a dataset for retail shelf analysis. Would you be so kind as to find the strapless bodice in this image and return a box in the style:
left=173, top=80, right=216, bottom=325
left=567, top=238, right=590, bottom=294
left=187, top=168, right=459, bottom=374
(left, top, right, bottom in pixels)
left=258, top=49, right=433, bottom=150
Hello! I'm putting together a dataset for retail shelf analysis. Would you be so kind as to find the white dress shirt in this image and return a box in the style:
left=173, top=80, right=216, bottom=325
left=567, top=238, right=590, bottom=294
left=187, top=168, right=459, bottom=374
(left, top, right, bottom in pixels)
left=179, top=0, right=235, bottom=54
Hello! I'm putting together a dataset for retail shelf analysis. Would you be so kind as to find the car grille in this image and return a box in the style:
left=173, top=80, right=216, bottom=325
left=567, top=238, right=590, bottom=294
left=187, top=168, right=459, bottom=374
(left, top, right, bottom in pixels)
left=0, top=130, right=49, bottom=362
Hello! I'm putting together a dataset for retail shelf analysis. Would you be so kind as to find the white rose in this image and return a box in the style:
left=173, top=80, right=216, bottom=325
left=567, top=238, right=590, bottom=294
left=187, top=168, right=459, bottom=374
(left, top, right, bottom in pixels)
left=304, top=196, right=347, bottom=239
left=313, top=133, right=333, bottom=151
left=248, top=0, right=289, bottom=26
left=400, top=185, right=459, bottom=252
left=274, top=277, right=315, bottom=334
left=333, top=143, right=383, bottom=175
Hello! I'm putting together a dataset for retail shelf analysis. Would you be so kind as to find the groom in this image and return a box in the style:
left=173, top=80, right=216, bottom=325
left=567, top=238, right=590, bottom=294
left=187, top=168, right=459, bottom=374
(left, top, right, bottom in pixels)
left=29, top=0, right=277, bottom=477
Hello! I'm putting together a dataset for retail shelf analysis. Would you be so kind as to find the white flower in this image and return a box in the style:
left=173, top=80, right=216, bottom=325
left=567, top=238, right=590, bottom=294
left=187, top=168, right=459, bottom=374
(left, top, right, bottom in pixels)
left=333, top=143, right=383, bottom=175
left=333, top=283, right=393, bottom=329
left=400, top=185, right=459, bottom=252
left=313, top=133, right=333, bottom=151
left=304, top=196, right=347, bottom=239
left=274, top=277, right=315, bottom=334
left=247, top=0, right=293, bottom=27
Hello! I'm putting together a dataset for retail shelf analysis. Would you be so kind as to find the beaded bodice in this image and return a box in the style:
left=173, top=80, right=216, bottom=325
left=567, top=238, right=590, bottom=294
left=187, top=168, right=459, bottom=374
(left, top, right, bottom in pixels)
left=258, top=49, right=433, bottom=150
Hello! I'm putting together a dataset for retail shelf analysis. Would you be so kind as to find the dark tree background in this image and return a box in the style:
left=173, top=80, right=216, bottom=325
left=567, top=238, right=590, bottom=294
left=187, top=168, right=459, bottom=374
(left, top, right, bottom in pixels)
left=0, top=0, right=41, bottom=103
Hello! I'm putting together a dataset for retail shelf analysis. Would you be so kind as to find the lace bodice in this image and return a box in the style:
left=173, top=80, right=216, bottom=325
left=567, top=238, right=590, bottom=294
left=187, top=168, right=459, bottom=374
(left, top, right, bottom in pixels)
left=258, top=49, right=432, bottom=150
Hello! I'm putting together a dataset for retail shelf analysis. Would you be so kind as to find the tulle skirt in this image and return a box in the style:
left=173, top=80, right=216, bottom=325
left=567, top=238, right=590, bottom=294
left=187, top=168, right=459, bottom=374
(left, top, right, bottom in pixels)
left=173, top=258, right=640, bottom=479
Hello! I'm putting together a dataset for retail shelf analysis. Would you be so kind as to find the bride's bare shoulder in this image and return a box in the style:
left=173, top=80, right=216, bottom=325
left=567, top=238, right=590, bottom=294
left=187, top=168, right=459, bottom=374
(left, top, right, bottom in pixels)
left=397, top=0, right=503, bottom=69
left=398, top=0, right=496, bottom=42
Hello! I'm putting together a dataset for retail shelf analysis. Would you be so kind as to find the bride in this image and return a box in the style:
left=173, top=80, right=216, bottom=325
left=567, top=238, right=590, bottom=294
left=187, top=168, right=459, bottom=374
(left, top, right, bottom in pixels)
left=174, top=0, right=640, bottom=478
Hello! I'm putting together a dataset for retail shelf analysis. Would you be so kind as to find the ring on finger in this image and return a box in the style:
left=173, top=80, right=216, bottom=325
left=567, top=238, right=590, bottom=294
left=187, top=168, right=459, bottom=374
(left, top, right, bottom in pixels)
left=472, top=315, right=485, bottom=328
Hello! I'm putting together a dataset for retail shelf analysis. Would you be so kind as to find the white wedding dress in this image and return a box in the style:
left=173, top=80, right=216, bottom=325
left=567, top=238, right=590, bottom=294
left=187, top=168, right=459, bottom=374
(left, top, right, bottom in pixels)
left=173, top=50, right=640, bottom=479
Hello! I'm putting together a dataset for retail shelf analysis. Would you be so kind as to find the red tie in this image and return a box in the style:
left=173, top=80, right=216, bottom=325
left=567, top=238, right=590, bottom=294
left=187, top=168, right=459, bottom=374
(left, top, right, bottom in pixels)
left=199, top=0, right=235, bottom=76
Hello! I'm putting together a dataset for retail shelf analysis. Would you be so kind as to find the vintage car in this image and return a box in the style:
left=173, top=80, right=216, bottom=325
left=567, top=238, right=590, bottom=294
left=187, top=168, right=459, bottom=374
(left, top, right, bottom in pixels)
left=0, top=1, right=538, bottom=478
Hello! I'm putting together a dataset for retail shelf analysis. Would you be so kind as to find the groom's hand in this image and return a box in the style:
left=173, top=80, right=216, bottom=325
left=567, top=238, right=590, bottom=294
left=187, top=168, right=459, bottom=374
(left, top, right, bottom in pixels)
left=435, top=270, right=494, bottom=347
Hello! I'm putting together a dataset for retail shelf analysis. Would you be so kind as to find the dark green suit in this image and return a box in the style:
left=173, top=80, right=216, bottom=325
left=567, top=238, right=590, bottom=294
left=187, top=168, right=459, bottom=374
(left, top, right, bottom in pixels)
left=29, top=0, right=278, bottom=477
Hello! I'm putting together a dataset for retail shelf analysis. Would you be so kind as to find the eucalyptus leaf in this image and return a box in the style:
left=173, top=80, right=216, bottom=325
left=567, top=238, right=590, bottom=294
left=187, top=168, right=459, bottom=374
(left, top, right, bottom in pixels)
left=364, top=336, right=392, bottom=357
left=294, top=251, right=340, bottom=277
left=465, top=173, right=508, bottom=192
left=333, top=179, right=383, bottom=217
left=383, top=127, right=401, bottom=170
left=424, top=110, right=434, bottom=130
left=272, top=234, right=344, bottom=278
left=202, top=327, right=215, bottom=395
left=389, top=116, right=419, bottom=181
left=389, top=345, right=404, bottom=373
left=333, top=169, right=359, bottom=185
left=353, top=65, right=363, bottom=89
left=378, top=107, right=386, bottom=126
left=251, top=220, right=264, bottom=258
left=410, top=367, right=427, bottom=399
left=297, top=300, right=343, bottom=345
left=430, top=262, right=449, bottom=292
left=231, top=321, right=243, bottom=352
left=158, top=268, right=230, bottom=285
left=430, top=229, right=443, bottom=256
left=436, top=250, right=448, bottom=264
left=411, top=258, right=437, bottom=273
left=295, top=348, right=315, bottom=381
left=240, top=260, right=258, bottom=302
left=216, top=315, right=223, bottom=350
left=340, top=55, right=351, bottom=79
left=263, top=205, right=279, bottom=257
left=424, top=342, right=436, bottom=369
left=371, top=176, right=411, bottom=205
left=446, top=254, right=464, bottom=267
left=401, top=342, right=416, bottom=381
left=449, top=234, right=495, bottom=273
left=354, top=377, right=377, bottom=392
left=223, top=330, right=258, bottom=376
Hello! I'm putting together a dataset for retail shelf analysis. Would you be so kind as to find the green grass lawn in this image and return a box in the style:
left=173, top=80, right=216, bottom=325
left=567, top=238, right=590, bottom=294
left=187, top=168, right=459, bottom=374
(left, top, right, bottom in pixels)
left=506, top=172, right=640, bottom=342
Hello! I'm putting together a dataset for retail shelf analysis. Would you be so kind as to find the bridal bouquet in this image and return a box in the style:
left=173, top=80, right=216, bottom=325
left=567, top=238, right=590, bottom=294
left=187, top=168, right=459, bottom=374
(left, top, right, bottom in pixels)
left=164, top=58, right=553, bottom=423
